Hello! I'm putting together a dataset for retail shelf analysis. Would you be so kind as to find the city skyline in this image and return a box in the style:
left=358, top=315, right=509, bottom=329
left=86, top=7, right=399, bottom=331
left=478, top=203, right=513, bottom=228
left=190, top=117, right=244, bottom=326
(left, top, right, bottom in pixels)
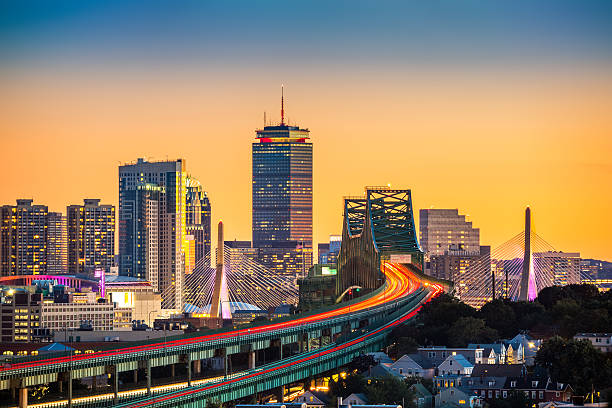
left=2, top=1, right=612, bottom=260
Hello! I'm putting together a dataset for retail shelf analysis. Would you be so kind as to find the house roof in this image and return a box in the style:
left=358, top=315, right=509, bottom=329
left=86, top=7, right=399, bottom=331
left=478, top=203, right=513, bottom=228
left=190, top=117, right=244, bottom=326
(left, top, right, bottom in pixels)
left=503, top=375, right=567, bottom=391
left=574, top=333, right=612, bottom=338
left=441, top=354, right=473, bottom=368
left=471, top=364, right=525, bottom=377
left=482, top=348, right=495, bottom=358
left=363, top=364, right=402, bottom=379
left=410, top=383, right=432, bottom=397
left=367, top=352, right=393, bottom=365
left=38, top=342, right=76, bottom=352
left=345, top=393, right=368, bottom=403
left=405, top=353, right=436, bottom=369
left=468, top=343, right=505, bottom=354
left=463, top=376, right=508, bottom=390
left=296, top=391, right=329, bottom=405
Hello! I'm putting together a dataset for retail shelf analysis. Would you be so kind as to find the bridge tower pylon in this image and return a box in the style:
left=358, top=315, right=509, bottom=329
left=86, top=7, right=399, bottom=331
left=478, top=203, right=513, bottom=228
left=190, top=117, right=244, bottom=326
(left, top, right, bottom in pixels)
left=518, top=207, right=536, bottom=301
left=210, top=221, right=231, bottom=324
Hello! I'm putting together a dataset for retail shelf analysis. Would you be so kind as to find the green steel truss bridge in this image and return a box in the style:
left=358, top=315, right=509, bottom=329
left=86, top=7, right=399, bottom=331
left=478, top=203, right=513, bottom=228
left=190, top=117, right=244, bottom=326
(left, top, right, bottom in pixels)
left=1, top=187, right=451, bottom=408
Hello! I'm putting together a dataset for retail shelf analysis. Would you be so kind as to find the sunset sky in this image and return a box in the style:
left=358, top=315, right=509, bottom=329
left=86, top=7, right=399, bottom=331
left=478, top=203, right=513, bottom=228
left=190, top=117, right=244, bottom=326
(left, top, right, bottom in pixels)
left=1, top=1, right=611, bottom=260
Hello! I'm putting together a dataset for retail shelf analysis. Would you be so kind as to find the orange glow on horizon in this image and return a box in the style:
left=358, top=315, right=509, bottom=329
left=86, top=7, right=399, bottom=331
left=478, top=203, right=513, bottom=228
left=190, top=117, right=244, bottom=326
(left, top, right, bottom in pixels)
left=1, top=67, right=611, bottom=260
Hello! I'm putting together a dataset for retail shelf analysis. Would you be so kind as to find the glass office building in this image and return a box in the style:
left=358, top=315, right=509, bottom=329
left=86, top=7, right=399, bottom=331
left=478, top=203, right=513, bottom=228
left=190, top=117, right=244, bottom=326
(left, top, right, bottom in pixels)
left=119, top=158, right=187, bottom=310
left=252, top=122, right=313, bottom=278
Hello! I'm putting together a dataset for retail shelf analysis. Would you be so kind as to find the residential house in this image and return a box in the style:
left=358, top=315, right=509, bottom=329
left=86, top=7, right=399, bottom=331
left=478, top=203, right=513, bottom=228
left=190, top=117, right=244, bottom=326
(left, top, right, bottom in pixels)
left=467, top=344, right=506, bottom=364
left=434, top=375, right=465, bottom=390
left=417, top=347, right=484, bottom=366
left=411, top=383, right=433, bottom=408
left=438, top=355, right=474, bottom=376
left=573, top=333, right=612, bottom=353
left=463, top=376, right=508, bottom=401
left=435, top=387, right=482, bottom=408
left=363, top=364, right=403, bottom=380
left=343, top=393, right=369, bottom=406
left=503, top=342, right=524, bottom=364
left=390, top=354, right=436, bottom=379
left=503, top=376, right=573, bottom=404
left=294, top=391, right=329, bottom=408
left=471, top=364, right=526, bottom=378
left=505, top=333, right=542, bottom=365
left=368, top=352, right=394, bottom=366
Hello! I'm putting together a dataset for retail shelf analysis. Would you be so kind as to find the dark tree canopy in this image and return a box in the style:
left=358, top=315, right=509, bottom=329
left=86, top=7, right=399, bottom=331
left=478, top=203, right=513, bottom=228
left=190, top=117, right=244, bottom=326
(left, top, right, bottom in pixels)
left=535, top=336, right=612, bottom=395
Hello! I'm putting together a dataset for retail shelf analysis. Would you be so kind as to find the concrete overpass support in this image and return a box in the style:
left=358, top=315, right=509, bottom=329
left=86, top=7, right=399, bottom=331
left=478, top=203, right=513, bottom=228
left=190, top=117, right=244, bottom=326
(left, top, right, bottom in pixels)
left=68, top=370, right=73, bottom=408
left=187, top=355, right=192, bottom=386
left=113, top=366, right=119, bottom=403
left=274, top=385, right=285, bottom=403
left=248, top=351, right=256, bottom=369
left=146, top=360, right=152, bottom=396
left=18, top=388, right=27, bottom=408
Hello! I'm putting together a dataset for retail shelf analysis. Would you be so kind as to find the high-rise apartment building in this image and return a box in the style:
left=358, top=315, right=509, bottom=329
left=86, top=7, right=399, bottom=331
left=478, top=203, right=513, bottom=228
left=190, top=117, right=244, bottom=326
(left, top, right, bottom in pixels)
left=252, top=92, right=313, bottom=279
left=534, top=251, right=581, bottom=287
left=186, top=176, right=211, bottom=269
left=419, top=209, right=480, bottom=257
left=119, top=184, right=161, bottom=291
left=67, top=199, right=115, bottom=276
left=119, top=158, right=188, bottom=310
left=47, top=212, right=68, bottom=274
left=0, top=199, right=48, bottom=276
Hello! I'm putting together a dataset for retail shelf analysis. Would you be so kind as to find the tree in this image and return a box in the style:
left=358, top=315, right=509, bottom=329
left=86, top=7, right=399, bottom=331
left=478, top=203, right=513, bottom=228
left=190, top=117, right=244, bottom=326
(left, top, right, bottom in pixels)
left=205, top=399, right=222, bottom=408
left=535, top=336, right=612, bottom=395
left=447, top=316, right=498, bottom=347
left=328, top=373, right=367, bottom=402
left=364, top=376, right=416, bottom=407
left=388, top=337, right=419, bottom=359
left=479, top=300, right=517, bottom=338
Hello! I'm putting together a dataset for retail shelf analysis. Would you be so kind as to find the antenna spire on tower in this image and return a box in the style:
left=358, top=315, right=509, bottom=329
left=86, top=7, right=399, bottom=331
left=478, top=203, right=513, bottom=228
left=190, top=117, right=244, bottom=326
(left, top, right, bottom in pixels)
left=280, top=84, right=285, bottom=125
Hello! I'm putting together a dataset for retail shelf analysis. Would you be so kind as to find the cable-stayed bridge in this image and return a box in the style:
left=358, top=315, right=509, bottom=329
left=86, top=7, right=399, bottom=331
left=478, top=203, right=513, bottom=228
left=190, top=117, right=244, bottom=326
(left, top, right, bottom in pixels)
left=176, top=246, right=299, bottom=315
left=445, top=208, right=587, bottom=308
left=0, top=187, right=451, bottom=408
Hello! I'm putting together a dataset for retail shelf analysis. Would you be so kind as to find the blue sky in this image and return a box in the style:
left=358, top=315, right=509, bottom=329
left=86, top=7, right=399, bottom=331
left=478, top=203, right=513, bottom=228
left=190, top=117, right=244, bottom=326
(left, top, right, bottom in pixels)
left=2, top=1, right=611, bottom=69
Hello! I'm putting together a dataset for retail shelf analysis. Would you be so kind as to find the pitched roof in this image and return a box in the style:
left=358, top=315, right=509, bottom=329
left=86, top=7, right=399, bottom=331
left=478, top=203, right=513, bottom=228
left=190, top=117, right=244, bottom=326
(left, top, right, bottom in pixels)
left=406, top=353, right=436, bottom=369
left=367, top=352, right=393, bottom=365
left=471, top=364, right=525, bottom=377
left=442, top=354, right=473, bottom=368
left=363, top=364, right=403, bottom=379
left=296, top=391, right=329, bottom=405
left=410, top=383, right=432, bottom=397
left=345, top=393, right=368, bottom=403
left=463, top=376, right=507, bottom=390
left=468, top=343, right=505, bottom=354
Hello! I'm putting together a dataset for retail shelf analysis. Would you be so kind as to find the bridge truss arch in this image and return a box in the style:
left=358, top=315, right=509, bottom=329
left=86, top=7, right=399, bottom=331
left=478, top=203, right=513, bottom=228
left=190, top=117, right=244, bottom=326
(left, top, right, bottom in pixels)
left=337, top=187, right=424, bottom=296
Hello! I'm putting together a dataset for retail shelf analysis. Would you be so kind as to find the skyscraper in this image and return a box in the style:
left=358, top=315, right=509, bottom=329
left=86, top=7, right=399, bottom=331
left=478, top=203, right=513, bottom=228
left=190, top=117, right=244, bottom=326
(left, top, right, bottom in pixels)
left=0, top=199, right=48, bottom=276
left=47, top=212, right=68, bottom=274
left=119, top=158, right=188, bottom=310
left=67, top=199, right=115, bottom=276
left=186, top=176, right=211, bottom=269
left=119, top=183, right=161, bottom=291
left=252, top=89, right=313, bottom=279
left=419, top=209, right=480, bottom=257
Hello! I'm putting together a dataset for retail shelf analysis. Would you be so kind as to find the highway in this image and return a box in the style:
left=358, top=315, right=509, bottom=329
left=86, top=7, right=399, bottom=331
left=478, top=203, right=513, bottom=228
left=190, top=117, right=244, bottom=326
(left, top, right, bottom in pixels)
left=2, top=262, right=444, bottom=407
left=116, top=263, right=443, bottom=407
left=0, top=262, right=424, bottom=374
